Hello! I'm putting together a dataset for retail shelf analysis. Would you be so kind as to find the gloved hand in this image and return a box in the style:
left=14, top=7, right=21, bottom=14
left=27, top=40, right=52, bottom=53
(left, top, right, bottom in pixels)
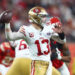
left=56, top=48, right=62, bottom=60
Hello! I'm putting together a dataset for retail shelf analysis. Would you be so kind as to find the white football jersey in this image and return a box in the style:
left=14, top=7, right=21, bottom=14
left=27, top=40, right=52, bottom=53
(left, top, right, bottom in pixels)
left=14, top=39, right=31, bottom=58
left=19, top=24, right=56, bottom=62
left=0, top=64, right=10, bottom=75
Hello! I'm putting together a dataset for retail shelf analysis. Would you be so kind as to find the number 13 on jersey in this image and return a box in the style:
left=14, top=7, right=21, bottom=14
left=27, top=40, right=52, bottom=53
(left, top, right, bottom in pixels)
left=35, top=39, right=50, bottom=56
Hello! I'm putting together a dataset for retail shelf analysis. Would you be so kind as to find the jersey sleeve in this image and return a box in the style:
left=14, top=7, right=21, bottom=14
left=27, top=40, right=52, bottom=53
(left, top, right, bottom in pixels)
left=5, top=23, right=25, bottom=41
left=6, top=31, right=25, bottom=41
left=51, top=35, right=66, bottom=44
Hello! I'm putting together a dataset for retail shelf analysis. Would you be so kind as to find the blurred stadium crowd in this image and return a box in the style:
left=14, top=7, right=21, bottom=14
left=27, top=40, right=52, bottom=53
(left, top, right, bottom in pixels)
left=0, top=0, right=75, bottom=43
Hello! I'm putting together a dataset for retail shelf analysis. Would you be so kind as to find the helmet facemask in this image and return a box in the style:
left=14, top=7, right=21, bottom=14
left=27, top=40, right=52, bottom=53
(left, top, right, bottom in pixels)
left=29, top=14, right=42, bottom=25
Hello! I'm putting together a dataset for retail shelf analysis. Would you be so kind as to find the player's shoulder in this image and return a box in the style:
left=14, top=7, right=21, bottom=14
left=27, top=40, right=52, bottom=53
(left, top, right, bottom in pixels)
left=19, top=25, right=32, bottom=32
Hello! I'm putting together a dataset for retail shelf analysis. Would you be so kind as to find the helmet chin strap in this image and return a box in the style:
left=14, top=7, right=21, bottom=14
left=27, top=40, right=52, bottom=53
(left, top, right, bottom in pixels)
left=30, top=16, right=38, bottom=24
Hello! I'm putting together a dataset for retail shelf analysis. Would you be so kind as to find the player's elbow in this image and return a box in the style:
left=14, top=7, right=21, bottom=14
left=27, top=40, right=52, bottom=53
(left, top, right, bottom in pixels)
left=6, top=35, right=11, bottom=40
left=6, top=34, right=14, bottom=41
left=68, top=56, right=71, bottom=62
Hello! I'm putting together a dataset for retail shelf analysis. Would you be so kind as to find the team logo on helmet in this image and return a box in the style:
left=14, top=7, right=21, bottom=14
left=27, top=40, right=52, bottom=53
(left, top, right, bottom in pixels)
left=33, top=8, right=41, bottom=13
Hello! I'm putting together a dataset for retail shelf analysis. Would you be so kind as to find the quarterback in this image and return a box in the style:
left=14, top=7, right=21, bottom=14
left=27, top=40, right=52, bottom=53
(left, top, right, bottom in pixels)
left=15, top=39, right=61, bottom=75
left=50, top=38, right=71, bottom=75
left=5, top=39, right=32, bottom=75
left=0, top=6, right=65, bottom=75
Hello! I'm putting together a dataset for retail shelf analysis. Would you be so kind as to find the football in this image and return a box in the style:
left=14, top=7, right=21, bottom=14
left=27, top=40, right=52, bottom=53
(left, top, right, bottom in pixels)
left=0, top=10, right=13, bottom=23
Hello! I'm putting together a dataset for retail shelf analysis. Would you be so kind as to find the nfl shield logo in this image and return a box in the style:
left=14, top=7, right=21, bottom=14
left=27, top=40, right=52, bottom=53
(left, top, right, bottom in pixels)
left=47, top=32, right=51, bottom=36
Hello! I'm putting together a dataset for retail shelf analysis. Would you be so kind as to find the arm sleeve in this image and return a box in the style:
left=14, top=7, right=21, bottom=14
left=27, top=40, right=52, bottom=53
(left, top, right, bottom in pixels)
left=5, top=23, right=25, bottom=41
left=51, top=33, right=66, bottom=44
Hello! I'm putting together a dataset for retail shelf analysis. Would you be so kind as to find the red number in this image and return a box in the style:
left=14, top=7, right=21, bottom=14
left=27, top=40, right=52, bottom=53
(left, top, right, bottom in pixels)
left=35, top=39, right=50, bottom=56
left=19, top=40, right=27, bottom=50
left=35, top=40, right=43, bottom=55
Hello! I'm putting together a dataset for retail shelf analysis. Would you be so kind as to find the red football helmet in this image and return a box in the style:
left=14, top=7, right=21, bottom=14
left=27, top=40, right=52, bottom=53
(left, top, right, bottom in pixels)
left=50, top=17, right=62, bottom=26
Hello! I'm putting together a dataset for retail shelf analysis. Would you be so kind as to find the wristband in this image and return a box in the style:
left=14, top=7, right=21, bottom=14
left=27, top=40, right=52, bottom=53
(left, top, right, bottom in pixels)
left=58, top=32, right=65, bottom=40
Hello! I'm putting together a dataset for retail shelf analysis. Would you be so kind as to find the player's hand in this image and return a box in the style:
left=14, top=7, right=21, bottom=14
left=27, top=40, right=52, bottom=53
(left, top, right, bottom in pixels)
left=56, top=48, right=62, bottom=60
left=50, top=17, right=63, bottom=33
left=19, top=26, right=25, bottom=35
left=0, top=10, right=13, bottom=23
left=52, top=24, right=63, bottom=33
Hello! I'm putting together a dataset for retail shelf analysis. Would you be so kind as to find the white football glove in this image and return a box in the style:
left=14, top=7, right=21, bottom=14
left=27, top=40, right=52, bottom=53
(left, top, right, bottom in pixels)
left=56, top=48, right=62, bottom=60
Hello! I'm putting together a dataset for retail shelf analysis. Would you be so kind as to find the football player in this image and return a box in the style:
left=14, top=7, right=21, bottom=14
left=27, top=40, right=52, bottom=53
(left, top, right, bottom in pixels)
left=15, top=39, right=61, bottom=75
left=14, top=39, right=31, bottom=58
left=0, top=41, right=15, bottom=66
left=48, top=17, right=71, bottom=75
left=50, top=38, right=71, bottom=75
left=0, top=39, right=31, bottom=75
left=6, top=39, right=32, bottom=75
left=0, top=41, right=15, bottom=75
left=13, top=39, right=61, bottom=75
left=3, top=6, right=65, bottom=75
left=46, top=16, right=63, bottom=75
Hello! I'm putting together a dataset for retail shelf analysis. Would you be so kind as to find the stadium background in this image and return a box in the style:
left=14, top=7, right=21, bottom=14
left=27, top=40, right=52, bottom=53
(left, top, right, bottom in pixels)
left=0, top=0, right=75, bottom=75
